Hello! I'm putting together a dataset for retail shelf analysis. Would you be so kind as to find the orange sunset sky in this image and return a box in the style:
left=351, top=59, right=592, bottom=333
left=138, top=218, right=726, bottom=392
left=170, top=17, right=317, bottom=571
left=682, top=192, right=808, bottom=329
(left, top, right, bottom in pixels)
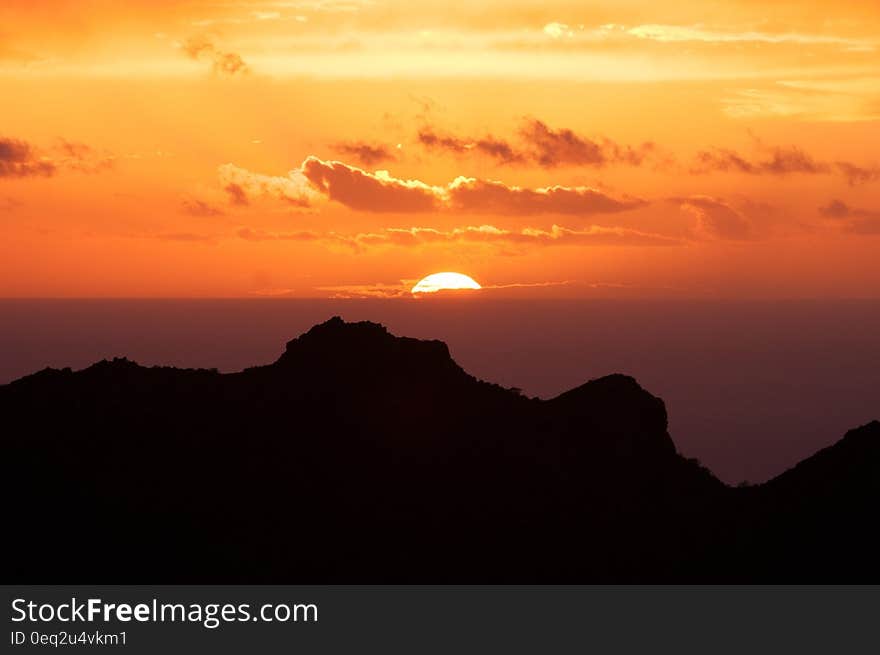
left=1, top=0, right=879, bottom=298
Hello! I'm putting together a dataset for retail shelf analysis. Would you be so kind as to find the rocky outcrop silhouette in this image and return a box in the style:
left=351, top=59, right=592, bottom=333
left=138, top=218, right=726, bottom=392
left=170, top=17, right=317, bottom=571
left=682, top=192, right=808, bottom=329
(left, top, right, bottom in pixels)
left=3, top=317, right=878, bottom=582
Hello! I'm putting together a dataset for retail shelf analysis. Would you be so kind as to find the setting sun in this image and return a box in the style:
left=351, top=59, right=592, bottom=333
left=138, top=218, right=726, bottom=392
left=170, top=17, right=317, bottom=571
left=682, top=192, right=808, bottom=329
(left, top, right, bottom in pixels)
left=411, top=272, right=482, bottom=294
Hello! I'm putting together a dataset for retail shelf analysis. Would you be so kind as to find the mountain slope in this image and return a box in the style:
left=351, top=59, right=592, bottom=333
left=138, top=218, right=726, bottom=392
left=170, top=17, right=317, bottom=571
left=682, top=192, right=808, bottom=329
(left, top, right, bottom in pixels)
left=2, top=317, right=876, bottom=582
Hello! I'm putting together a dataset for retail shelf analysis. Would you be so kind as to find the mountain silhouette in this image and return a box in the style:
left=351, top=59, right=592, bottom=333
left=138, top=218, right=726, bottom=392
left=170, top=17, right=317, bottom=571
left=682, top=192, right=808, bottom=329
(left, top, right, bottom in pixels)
left=3, top=317, right=878, bottom=582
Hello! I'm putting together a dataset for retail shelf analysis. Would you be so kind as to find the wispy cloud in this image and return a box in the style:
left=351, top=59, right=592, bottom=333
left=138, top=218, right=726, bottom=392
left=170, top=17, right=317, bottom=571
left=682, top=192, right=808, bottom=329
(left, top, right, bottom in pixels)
left=0, top=137, right=55, bottom=178
left=416, top=119, right=658, bottom=168
left=819, top=199, right=880, bottom=234
left=483, top=280, right=573, bottom=290
left=692, top=143, right=879, bottom=186
left=250, top=287, right=298, bottom=297
left=675, top=196, right=753, bottom=241
left=218, top=163, right=317, bottom=207
left=625, top=24, right=876, bottom=50
left=316, top=278, right=574, bottom=298
left=332, top=141, right=398, bottom=166
left=181, top=36, right=249, bottom=75
left=181, top=198, right=225, bottom=217
left=52, top=140, right=115, bottom=173
left=237, top=222, right=681, bottom=254
left=0, top=136, right=113, bottom=178
left=693, top=145, right=827, bottom=176
left=237, top=227, right=325, bottom=242
left=224, top=182, right=250, bottom=206
left=520, top=119, right=656, bottom=168
left=417, top=129, right=525, bottom=164
left=722, top=84, right=880, bottom=122
left=155, top=232, right=217, bottom=244
left=315, top=282, right=412, bottom=299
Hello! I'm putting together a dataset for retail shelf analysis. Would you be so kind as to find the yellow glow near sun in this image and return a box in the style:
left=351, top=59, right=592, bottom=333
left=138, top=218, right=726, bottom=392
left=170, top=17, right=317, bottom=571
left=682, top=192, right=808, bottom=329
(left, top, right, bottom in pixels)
left=411, top=272, right=482, bottom=294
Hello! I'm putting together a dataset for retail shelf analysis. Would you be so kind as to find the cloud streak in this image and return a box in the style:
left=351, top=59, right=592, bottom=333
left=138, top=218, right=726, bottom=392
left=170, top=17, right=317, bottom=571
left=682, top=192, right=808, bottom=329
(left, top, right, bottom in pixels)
left=0, top=137, right=114, bottom=178
left=693, top=144, right=879, bottom=186
left=446, top=178, right=644, bottom=215
left=317, top=279, right=575, bottom=298
left=520, top=119, right=656, bottom=168
left=315, top=283, right=413, bottom=299
left=237, top=222, right=682, bottom=253
left=417, top=129, right=525, bottom=164
left=413, top=120, right=876, bottom=186
left=223, top=156, right=645, bottom=216
left=237, top=227, right=326, bottom=242
left=155, top=232, right=217, bottom=243
left=417, top=119, right=657, bottom=168
left=624, top=24, right=876, bottom=50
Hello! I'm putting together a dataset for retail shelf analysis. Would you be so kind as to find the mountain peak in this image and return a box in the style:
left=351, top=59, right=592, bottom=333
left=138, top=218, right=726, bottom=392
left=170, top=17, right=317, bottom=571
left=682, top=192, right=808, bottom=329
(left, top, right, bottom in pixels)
left=274, top=316, right=460, bottom=382
left=548, top=373, right=675, bottom=458
left=293, top=316, right=391, bottom=345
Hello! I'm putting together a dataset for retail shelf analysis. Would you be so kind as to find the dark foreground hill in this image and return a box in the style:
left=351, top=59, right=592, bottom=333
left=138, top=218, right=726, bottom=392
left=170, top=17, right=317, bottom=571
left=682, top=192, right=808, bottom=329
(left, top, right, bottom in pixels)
left=3, top=317, right=878, bottom=582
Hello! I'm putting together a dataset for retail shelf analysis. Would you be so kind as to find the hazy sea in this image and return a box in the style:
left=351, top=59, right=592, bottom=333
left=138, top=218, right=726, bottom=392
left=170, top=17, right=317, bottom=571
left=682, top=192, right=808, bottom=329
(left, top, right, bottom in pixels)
left=2, top=298, right=878, bottom=485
